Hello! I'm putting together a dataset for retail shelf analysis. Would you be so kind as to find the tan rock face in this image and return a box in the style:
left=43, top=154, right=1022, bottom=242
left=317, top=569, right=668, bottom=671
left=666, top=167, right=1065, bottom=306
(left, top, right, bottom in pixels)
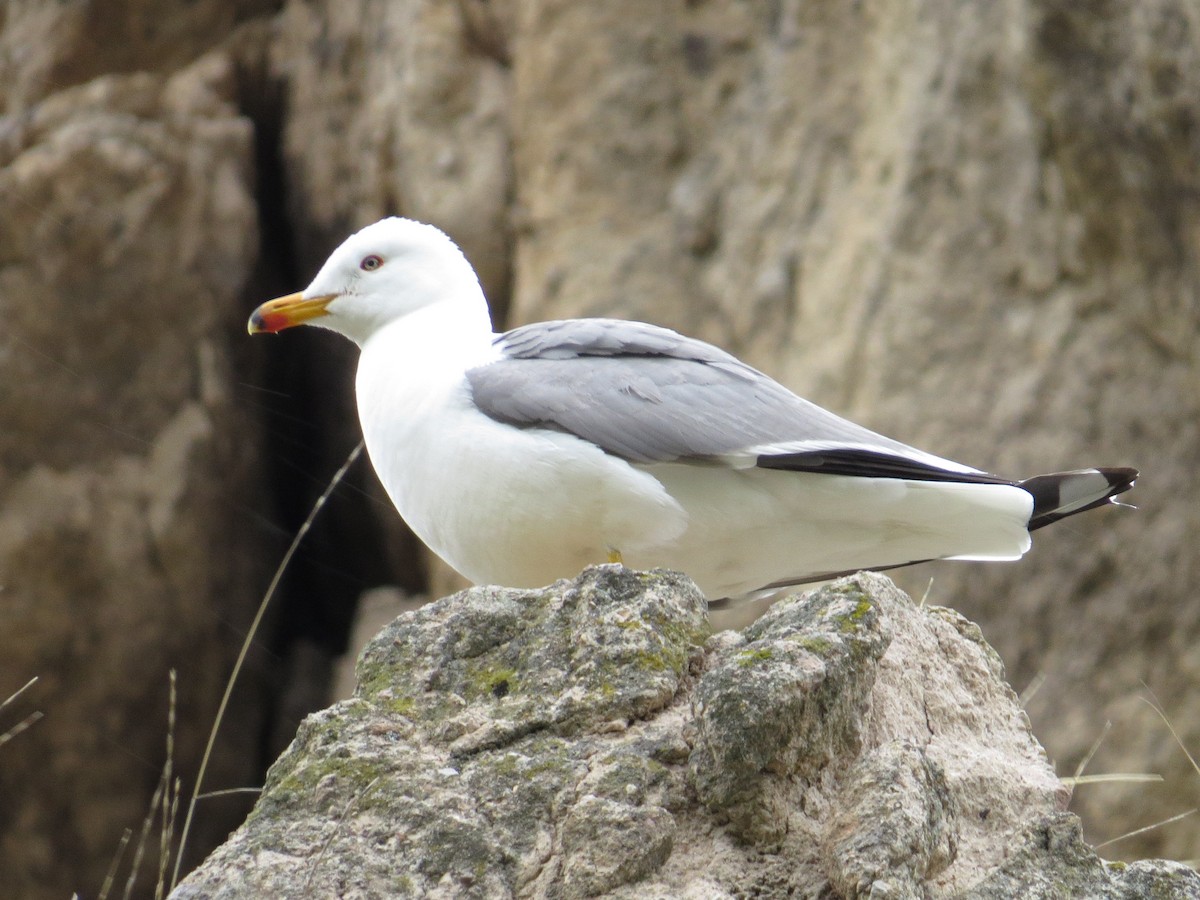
left=0, top=0, right=278, bottom=113
left=2, top=1, right=1199, bottom=895
left=0, top=55, right=268, bottom=898
left=506, top=0, right=1200, bottom=861
left=273, top=0, right=513, bottom=308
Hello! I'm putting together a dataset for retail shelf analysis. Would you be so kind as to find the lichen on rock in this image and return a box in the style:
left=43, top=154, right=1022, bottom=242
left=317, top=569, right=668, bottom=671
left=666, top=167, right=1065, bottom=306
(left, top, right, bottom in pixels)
left=688, top=578, right=889, bottom=843
left=175, top=569, right=1200, bottom=898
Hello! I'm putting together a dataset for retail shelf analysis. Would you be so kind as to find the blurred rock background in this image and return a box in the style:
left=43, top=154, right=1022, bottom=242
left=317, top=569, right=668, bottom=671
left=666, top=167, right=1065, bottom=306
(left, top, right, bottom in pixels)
left=0, top=1, right=1196, bottom=896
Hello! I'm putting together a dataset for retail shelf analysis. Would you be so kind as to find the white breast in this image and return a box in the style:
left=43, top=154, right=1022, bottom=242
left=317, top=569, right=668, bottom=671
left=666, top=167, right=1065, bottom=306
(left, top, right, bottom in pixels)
left=354, top=309, right=688, bottom=588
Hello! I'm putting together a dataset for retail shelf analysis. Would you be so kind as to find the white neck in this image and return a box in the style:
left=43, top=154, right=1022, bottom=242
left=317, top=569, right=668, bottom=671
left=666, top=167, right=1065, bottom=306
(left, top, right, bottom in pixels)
left=363, top=296, right=493, bottom=362
left=355, top=298, right=497, bottom=435
left=353, top=298, right=500, bottom=541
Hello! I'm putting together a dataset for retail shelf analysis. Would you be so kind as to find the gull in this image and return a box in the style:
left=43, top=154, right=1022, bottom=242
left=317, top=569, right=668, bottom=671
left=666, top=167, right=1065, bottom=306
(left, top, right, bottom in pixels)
left=248, top=217, right=1136, bottom=604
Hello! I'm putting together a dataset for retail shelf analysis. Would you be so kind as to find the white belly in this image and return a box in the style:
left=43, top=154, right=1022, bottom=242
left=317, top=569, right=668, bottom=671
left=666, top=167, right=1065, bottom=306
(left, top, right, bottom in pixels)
left=357, top=346, right=688, bottom=588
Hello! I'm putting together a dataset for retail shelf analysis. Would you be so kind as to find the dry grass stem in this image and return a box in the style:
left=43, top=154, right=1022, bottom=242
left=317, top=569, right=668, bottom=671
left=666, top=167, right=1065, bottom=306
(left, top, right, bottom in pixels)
left=0, top=677, right=43, bottom=748
left=1019, top=671, right=1047, bottom=709
left=98, top=829, right=133, bottom=900
left=1072, top=720, right=1112, bottom=783
left=172, top=441, right=364, bottom=890
left=1139, top=688, right=1200, bottom=779
left=1095, top=808, right=1199, bottom=851
left=0, top=711, right=43, bottom=748
left=196, top=787, right=263, bottom=800
left=155, top=671, right=178, bottom=900
left=1060, top=773, right=1163, bottom=786
left=0, top=676, right=38, bottom=713
left=123, top=773, right=167, bottom=900
left=918, top=578, right=934, bottom=608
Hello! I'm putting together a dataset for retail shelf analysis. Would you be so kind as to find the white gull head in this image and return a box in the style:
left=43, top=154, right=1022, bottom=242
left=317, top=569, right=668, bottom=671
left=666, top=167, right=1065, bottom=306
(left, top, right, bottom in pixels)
left=249, top=217, right=490, bottom=346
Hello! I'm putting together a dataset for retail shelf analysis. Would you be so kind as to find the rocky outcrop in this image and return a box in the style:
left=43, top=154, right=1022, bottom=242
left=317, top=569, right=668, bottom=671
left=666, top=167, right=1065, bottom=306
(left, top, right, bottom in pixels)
left=175, top=569, right=1198, bottom=898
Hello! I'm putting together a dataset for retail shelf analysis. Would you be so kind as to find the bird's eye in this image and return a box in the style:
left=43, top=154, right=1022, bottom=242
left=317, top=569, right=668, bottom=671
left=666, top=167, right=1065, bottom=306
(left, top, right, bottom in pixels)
left=360, top=254, right=383, bottom=271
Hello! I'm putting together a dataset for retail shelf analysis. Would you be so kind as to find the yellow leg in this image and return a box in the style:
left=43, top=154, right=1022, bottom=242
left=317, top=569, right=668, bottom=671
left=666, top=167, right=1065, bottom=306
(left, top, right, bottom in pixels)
left=606, top=547, right=624, bottom=565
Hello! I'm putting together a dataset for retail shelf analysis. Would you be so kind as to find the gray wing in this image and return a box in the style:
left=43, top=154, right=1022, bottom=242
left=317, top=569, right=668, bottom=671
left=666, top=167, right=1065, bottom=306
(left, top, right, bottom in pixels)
left=467, top=319, right=1004, bottom=483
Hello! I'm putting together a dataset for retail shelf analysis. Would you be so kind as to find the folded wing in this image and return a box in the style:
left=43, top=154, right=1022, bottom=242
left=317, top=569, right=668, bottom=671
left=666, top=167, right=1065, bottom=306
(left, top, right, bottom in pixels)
left=467, top=318, right=998, bottom=482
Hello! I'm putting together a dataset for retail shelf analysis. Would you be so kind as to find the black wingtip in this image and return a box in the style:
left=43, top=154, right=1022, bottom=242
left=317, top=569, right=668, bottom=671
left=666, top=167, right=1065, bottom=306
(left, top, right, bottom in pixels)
left=1106, top=466, right=1139, bottom=493
left=1022, top=466, right=1138, bottom=531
